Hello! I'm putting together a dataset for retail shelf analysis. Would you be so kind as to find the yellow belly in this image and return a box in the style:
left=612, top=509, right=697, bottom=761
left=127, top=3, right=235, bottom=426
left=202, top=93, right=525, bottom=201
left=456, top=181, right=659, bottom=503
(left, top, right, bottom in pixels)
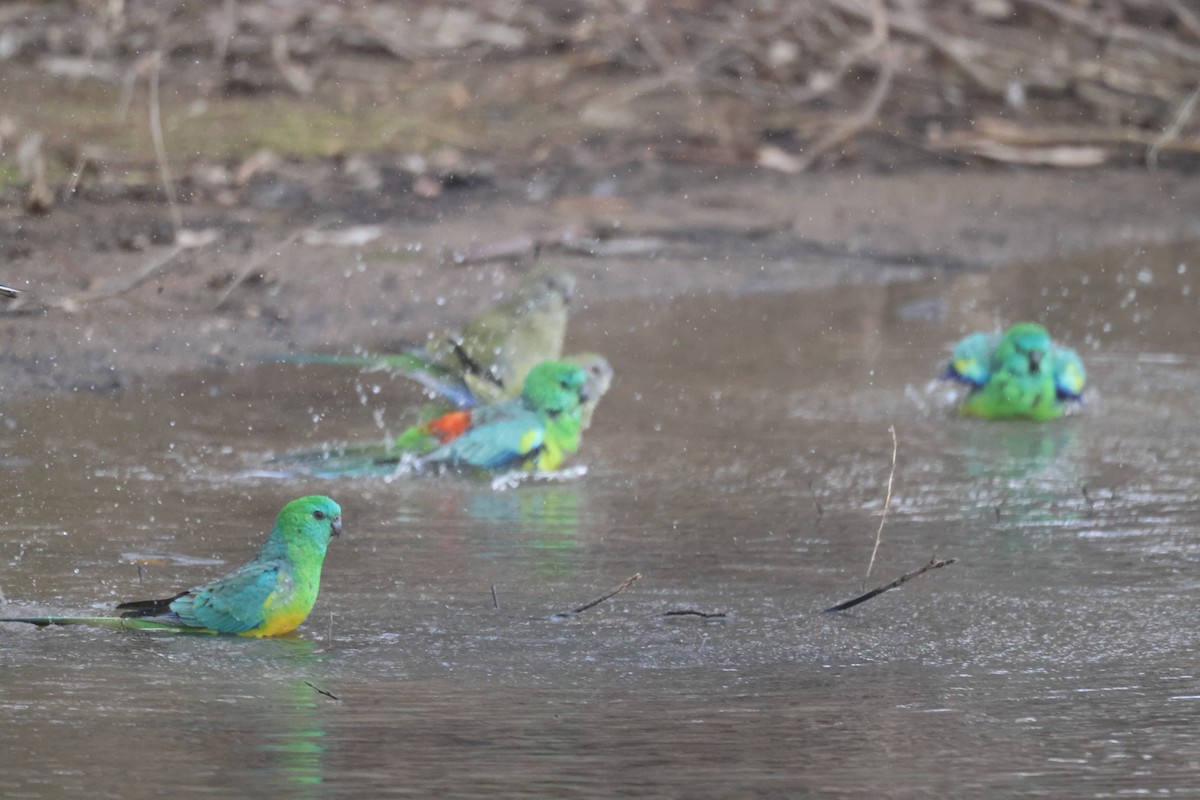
left=239, top=608, right=308, bottom=637
left=238, top=590, right=314, bottom=638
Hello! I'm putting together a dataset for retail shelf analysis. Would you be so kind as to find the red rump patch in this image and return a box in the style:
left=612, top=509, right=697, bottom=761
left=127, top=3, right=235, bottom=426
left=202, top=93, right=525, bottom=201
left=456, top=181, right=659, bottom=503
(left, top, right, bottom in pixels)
left=424, top=410, right=472, bottom=443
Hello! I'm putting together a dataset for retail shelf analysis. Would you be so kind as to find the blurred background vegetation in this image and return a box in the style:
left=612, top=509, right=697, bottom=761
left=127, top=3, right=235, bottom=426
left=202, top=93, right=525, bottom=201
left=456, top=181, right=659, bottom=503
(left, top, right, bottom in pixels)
left=3, top=0, right=1200, bottom=212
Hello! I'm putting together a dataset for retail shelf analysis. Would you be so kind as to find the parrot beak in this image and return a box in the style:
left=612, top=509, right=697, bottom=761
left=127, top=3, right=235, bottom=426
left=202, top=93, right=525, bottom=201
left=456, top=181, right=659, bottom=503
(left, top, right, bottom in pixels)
left=1028, top=349, right=1042, bottom=374
left=331, top=516, right=343, bottom=538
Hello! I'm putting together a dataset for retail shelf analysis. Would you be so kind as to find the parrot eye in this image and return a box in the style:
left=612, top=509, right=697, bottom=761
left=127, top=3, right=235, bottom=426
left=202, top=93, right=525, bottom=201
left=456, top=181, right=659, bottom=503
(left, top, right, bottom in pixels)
left=313, top=510, right=326, bottom=520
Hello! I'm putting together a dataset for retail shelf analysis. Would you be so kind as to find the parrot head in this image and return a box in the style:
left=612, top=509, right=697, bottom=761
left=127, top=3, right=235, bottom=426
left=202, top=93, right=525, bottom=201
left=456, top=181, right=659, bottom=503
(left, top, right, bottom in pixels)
left=522, top=360, right=589, bottom=417
left=996, top=323, right=1052, bottom=376
left=279, top=495, right=343, bottom=551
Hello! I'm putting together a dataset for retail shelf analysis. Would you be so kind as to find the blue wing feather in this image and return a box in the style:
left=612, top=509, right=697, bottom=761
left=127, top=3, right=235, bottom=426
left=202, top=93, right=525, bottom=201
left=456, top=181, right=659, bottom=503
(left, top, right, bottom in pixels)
left=1052, top=346, right=1087, bottom=401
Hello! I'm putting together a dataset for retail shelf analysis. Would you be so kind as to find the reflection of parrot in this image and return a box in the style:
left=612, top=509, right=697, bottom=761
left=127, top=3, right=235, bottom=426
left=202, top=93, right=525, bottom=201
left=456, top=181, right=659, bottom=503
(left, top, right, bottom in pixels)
left=0, top=284, right=19, bottom=298
left=277, top=267, right=575, bottom=408
left=273, top=354, right=612, bottom=475
left=0, top=496, right=342, bottom=636
left=942, top=323, right=1086, bottom=420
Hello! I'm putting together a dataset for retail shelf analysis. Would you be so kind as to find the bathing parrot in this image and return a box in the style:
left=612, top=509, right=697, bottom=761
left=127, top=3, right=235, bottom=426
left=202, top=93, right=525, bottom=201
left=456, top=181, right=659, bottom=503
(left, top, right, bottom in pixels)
left=273, top=354, right=612, bottom=476
left=422, top=358, right=591, bottom=473
left=277, top=267, right=575, bottom=408
left=0, top=496, right=342, bottom=637
left=942, top=323, right=1086, bottom=420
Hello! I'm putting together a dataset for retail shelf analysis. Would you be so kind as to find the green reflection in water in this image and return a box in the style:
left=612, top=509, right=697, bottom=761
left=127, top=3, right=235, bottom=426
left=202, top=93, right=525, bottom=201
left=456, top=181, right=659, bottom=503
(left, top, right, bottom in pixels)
left=249, top=638, right=333, bottom=794
left=960, top=421, right=1084, bottom=529
left=467, top=487, right=585, bottom=579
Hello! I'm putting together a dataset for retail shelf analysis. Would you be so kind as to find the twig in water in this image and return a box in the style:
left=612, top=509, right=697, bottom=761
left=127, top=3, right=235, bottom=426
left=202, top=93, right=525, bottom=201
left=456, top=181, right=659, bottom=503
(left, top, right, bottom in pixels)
left=865, top=425, right=897, bottom=580
left=491, top=584, right=500, bottom=610
left=662, top=609, right=727, bottom=619
left=553, top=573, right=642, bottom=618
left=825, top=555, right=957, bottom=613
left=304, top=681, right=340, bottom=701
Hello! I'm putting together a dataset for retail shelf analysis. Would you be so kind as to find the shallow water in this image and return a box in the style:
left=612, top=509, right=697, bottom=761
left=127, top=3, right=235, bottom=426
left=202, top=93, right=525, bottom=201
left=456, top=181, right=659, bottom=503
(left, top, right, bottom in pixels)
left=2, top=241, right=1199, bottom=797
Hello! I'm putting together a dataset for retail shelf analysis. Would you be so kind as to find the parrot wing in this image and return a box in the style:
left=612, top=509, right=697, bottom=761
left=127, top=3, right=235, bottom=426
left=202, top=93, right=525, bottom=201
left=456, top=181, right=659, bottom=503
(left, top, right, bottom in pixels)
left=121, top=560, right=290, bottom=634
left=424, top=413, right=546, bottom=471
left=1052, top=345, right=1086, bottom=401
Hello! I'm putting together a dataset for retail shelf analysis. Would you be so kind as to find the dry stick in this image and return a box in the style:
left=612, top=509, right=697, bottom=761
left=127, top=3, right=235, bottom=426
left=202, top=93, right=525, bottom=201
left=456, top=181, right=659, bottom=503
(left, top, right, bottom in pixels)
left=1148, top=85, right=1200, bottom=169
left=795, top=0, right=894, bottom=172
left=943, top=118, right=1200, bottom=152
left=36, top=241, right=199, bottom=312
left=865, top=425, right=897, bottom=581
left=1016, top=0, right=1200, bottom=65
left=304, top=681, right=340, bottom=701
left=553, top=573, right=642, bottom=618
left=213, top=223, right=318, bottom=310
left=491, top=585, right=500, bottom=610
left=825, top=556, right=957, bottom=613
left=147, top=51, right=183, bottom=236
left=65, top=152, right=90, bottom=197
left=1166, top=0, right=1200, bottom=44
left=662, top=609, right=726, bottom=619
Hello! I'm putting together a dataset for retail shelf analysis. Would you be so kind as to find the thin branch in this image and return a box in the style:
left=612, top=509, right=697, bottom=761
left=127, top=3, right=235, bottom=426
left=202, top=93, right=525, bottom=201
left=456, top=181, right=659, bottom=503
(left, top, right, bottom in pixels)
left=1148, top=84, right=1200, bottom=169
left=1165, top=0, right=1200, bottom=44
left=865, top=425, right=897, bottom=580
left=304, top=681, right=340, bottom=701
left=661, top=609, right=726, bottom=619
left=213, top=222, right=321, bottom=310
left=826, top=555, right=957, bottom=613
left=1015, top=0, right=1200, bottom=65
left=552, top=573, right=642, bottom=617
left=147, top=51, right=183, bottom=235
left=795, top=0, right=894, bottom=171
left=26, top=230, right=218, bottom=313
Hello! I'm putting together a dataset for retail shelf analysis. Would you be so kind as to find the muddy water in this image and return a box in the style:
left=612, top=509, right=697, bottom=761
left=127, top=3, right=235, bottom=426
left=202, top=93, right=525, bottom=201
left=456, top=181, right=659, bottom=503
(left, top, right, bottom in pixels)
left=2, top=241, right=1199, bottom=797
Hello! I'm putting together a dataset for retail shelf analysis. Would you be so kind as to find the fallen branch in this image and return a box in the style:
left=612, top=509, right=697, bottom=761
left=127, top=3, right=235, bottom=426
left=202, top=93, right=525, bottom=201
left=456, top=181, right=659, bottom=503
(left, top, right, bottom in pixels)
left=552, top=573, right=642, bottom=618
left=661, top=608, right=726, bottom=619
left=825, top=555, right=957, bottom=613
left=304, top=681, right=340, bottom=701
left=865, top=424, right=897, bottom=580
left=1016, top=0, right=1200, bottom=65
left=795, top=0, right=894, bottom=172
left=1148, top=85, right=1200, bottom=169
left=6, top=229, right=220, bottom=314
left=213, top=222, right=321, bottom=310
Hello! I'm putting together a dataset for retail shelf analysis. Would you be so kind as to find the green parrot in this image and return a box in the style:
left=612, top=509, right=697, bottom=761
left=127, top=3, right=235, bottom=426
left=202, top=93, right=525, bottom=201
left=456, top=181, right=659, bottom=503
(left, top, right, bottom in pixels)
left=0, top=496, right=342, bottom=637
left=277, top=267, right=575, bottom=408
left=942, top=323, right=1086, bottom=420
left=423, top=359, right=591, bottom=473
left=0, top=284, right=19, bottom=298
left=272, top=353, right=612, bottom=476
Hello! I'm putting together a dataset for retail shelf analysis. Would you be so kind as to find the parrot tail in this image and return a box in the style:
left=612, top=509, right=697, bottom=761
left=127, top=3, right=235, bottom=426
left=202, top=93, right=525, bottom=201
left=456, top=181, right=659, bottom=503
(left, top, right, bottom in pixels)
left=0, top=615, right=213, bottom=633
left=115, top=592, right=190, bottom=618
